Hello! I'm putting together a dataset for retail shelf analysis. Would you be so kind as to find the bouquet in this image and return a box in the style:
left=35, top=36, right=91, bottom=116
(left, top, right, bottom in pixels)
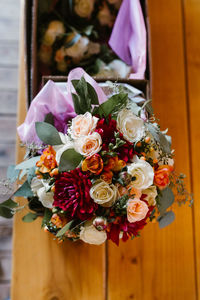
left=0, top=68, right=192, bottom=246
left=37, top=0, right=146, bottom=80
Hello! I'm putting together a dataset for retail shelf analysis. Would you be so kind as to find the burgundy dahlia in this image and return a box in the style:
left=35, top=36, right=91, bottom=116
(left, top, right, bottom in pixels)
left=53, top=168, right=97, bottom=220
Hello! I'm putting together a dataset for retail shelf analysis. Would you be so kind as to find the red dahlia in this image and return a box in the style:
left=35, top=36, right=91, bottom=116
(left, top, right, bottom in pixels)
left=53, top=168, right=97, bottom=220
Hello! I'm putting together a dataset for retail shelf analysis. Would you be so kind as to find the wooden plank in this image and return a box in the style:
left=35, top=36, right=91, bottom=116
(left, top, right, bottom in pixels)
left=107, top=1, right=197, bottom=299
left=11, top=1, right=106, bottom=299
left=0, top=116, right=16, bottom=142
left=0, top=90, right=17, bottom=114
left=183, top=0, right=200, bottom=295
left=0, top=67, right=18, bottom=90
left=0, top=42, right=19, bottom=66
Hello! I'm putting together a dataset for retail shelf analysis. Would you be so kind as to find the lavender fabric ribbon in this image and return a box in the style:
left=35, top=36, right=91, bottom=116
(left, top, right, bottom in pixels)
left=109, top=0, right=146, bottom=79
left=17, top=68, right=107, bottom=144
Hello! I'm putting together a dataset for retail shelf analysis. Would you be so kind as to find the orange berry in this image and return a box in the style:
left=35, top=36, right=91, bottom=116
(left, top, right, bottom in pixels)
left=136, top=142, right=142, bottom=147
left=51, top=185, right=55, bottom=192
left=50, top=168, right=59, bottom=177
left=145, top=137, right=151, bottom=143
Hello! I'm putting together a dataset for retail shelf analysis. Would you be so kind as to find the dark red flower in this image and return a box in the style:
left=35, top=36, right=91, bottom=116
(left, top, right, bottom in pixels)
left=107, top=204, right=154, bottom=245
left=53, top=168, right=97, bottom=220
left=95, top=117, right=134, bottom=162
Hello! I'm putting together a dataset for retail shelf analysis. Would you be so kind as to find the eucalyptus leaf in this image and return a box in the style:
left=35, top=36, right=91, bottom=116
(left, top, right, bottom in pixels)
left=35, top=122, right=63, bottom=145
left=158, top=187, right=174, bottom=214
left=41, top=208, right=53, bottom=228
left=56, top=220, right=74, bottom=238
left=87, top=82, right=99, bottom=105
left=59, top=149, right=83, bottom=172
left=158, top=211, right=175, bottom=228
left=22, top=212, right=38, bottom=223
left=27, top=168, right=36, bottom=184
left=0, top=199, right=18, bottom=219
left=14, top=181, right=34, bottom=198
left=0, top=199, right=18, bottom=208
left=7, top=165, right=20, bottom=183
left=146, top=123, right=171, bottom=154
left=15, top=156, right=40, bottom=170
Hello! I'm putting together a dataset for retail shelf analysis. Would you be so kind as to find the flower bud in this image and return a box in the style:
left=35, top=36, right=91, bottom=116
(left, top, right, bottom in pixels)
left=93, top=217, right=107, bottom=231
left=119, top=172, right=132, bottom=185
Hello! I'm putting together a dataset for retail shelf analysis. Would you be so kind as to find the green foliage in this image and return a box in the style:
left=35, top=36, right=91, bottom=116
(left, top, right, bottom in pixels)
left=14, top=181, right=34, bottom=198
left=56, top=220, right=74, bottom=238
left=44, top=112, right=54, bottom=125
left=158, top=211, right=175, bottom=229
left=15, top=156, right=40, bottom=170
left=35, top=122, right=63, bottom=145
left=94, top=93, right=128, bottom=118
left=0, top=199, right=18, bottom=219
left=59, top=149, right=83, bottom=172
left=41, top=208, right=53, bottom=228
left=113, top=195, right=129, bottom=215
left=7, top=165, right=20, bottom=183
left=158, top=187, right=174, bottom=215
left=71, top=76, right=99, bottom=114
left=146, top=123, right=171, bottom=154
left=22, top=212, right=38, bottom=223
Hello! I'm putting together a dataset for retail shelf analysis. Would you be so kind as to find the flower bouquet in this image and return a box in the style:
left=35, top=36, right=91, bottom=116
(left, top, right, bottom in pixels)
left=0, top=68, right=192, bottom=245
left=36, top=0, right=146, bottom=85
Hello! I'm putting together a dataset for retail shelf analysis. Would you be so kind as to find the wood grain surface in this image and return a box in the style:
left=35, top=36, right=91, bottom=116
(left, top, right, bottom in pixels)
left=11, top=0, right=200, bottom=299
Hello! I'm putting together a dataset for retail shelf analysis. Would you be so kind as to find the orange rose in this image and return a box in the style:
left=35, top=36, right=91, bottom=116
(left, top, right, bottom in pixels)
left=36, top=146, right=57, bottom=173
left=127, top=199, right=149, bottom=223
left=100, top=171, right=113, bottom=184
left=154, top=165, right=173, bottom=190
left=82, top=154, right=103, bottom=175
left=104, top=156, right=126, bottom=172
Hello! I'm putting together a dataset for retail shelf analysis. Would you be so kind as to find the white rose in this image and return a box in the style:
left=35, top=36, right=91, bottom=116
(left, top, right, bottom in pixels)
left=80, top=223, right=107, bottom=245
left=53, top=132, right=74, bottom=164
left=142, top=185, right=157, bottom=206
left=127, top=156, right=154, bottom=190
left=37, top=187, right=54, bottom=209
left=74, top=132, right=102, bottom=156
left=43, top=21, right=65, bottom=46
left=69, top=112, right=98, bottom=139
left=31, top=178, right=54, bottom=209
left=117, top=109, right=145, bottom=143
left=65, top=35, right=89, bottom=61
left=74, top=0, right=95, bottom=18
left=90, top=180, right=118, bottom=207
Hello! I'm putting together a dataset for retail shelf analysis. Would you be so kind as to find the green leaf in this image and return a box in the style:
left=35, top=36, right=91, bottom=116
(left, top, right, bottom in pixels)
left=14, top=181, right=34, bottom=198
left=44, top=113, right=54, bottom=125
left=35, top=122, right=63, bottom=145
left=7, top=165, right=20, bottom=182
left=72, top=93, right=84, bottom=114
left=158, top=187, right=174, bottom=214
left=95, top=93, right=128, bottom=118
left=41, top=208, right=53, bottom=228
left=59, top=149, right=83, bottom=172
left=15, top=156, right=40, bottom=170
left=0, top=199, right=18, bottom=219
left=158, top=211, right=175, bottom=228
left=87, top=82, right=99, bottom=105
left=22, top=212, right=38, bottom=223
left=146, top=123, right=171, bottom=154
left=56, top=220, right=74, bottom=238
left=83, top=25, right=94, bottom=36
left=27, top=168, right=36, bottom=184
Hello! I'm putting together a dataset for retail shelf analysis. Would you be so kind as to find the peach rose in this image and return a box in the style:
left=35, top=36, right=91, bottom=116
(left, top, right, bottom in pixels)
left=154, top=165, right=173, bottom=190
left=74, top=132, right=102, bottom=156
left=82, top=154, right=103, bottom=175
left=127, top=199, right=149, bottom=223
left=70, top=112, right=98, bottom=139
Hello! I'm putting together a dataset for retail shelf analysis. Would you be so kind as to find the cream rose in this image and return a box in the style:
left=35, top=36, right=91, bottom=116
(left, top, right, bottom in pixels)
left=70, top=112, right=98, bottom=139
left=43, top=21, right=65, bottom=46
left=142, top=185, right=157, bottom=206
left=80, top=222, right=107, bottom=245
left=53, top=133, right=74, bottom=164
left=127, top=156, right=154, bottom=190
left=127, top=198, right=149, bottom=223
left=117, top=109, right=145, bottom=143
left=74, top=0, right=95, bottom=18
left=74, top=132, right=102, bottom=156
left=90, top=180, right=118, bottom=207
